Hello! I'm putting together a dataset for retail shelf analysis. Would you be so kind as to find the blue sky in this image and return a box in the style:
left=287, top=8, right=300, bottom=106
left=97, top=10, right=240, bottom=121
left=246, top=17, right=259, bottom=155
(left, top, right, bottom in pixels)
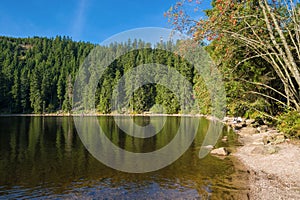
left=0, top=0, right=211, bottom=44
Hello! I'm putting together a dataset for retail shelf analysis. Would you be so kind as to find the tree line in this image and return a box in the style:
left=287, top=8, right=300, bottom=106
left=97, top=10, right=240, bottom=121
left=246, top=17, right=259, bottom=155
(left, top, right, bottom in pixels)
left=0, top=36, right=94, bottom=113
left=0, top=36, right=211, bottom=114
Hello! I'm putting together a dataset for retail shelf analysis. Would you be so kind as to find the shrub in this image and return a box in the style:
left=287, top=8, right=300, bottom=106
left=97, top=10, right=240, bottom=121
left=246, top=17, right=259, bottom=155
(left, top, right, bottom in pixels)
left=277, top=111, right=300, bottom=138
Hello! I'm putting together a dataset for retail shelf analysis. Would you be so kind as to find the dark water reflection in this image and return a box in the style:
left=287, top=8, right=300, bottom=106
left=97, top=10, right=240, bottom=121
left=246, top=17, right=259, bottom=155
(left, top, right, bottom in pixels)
left=0, top=116, right=248, bottom=199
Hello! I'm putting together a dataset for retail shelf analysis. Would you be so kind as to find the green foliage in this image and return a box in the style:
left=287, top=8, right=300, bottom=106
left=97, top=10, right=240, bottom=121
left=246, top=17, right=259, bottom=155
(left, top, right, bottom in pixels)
left=168, top=0, right=300, bottom=118
left=193, top=75, right=211, bottom=115
left=149, top=104, right=165, bottom=114
left=277, top=111, right=300, bottom=138
left=0, top=36, right=94, bottom=113
left=0, top=36, right=211, bottom=115
left=94, top=45, right=199, bottom=114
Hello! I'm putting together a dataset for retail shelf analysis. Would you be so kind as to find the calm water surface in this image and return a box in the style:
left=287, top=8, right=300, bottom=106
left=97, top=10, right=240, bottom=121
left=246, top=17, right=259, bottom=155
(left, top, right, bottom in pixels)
left=0, top=116, right=248, bottom=199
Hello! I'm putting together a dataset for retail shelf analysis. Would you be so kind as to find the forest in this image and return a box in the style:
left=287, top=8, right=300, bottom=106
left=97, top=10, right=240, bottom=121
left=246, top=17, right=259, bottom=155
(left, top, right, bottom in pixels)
left=0, top=36, right=206, bottom=115
left=1, top=0, right=300, bottom=137
left=0, top=36, right=93, bottom=114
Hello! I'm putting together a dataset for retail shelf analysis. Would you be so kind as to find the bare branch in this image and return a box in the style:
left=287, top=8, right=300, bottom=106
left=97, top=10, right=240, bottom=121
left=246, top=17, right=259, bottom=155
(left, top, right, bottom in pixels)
left=240, top=78, right=288, bottom=99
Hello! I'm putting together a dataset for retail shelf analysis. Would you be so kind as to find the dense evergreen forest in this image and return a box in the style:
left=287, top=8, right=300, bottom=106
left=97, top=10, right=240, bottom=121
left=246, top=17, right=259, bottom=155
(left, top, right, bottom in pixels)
left=0, top=36, right=94, bottom=113
left=0, top=36, right=205, bottom=114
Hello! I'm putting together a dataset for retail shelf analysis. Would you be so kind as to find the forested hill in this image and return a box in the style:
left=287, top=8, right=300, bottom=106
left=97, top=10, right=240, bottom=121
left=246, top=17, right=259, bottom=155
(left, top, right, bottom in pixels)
left=0, top=36, right=207, bottom=114
left=0, top=36, right=94, bottom=113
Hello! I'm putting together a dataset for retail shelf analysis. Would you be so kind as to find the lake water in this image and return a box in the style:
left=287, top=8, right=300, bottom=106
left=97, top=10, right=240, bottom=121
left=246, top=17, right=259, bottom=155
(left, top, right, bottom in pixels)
left=0, top=116, right=248, bottom=199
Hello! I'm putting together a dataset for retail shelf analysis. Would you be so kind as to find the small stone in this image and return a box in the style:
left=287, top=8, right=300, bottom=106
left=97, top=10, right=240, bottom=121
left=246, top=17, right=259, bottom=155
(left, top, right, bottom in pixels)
left=261, top=125, right=268, bottom=131
left=234, top=124, right=244, bottom=130
left=245, top=119, right=255, bottom=125
left=237, top=117, right=243, bottom=123
left=221, top=136, right=228, bottom=142
left=274, top=135, right=285, bottom=144
left=211, top=147, right=228, bottom=156
left=252, top=142, right=264, bottom=145
left=241, top=126, right=258, bottom=135
left=263, top=135, right=274, bottom=145
left=266, top=146, right=279, bottom=154
left=257, top=126, right=261, bottom=132
left=257, top=125, right=268, bottom=133
left=233, top=117, right=243, bottom=123
left=267, top=174, right=275, bottom=180
left=202, top=145, right=214, bottom=149
left=223, top=117, right=230, bottom=123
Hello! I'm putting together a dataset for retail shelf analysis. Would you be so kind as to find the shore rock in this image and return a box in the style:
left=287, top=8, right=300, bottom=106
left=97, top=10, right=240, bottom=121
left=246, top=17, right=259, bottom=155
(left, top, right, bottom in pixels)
left=263, top=134, right=285, bottom=145
left=221, top=136, right=228, bottom=142
left=245, top=119, right=255, bottom=125
left=211, top=147, right=228, bottom=156
left=223, top=117, right=230, bottom=123
left=263, top=135, right=273, bottom=145
left=202, top=145, right=214, bottom=150
left=257, top=125, right=268, bottom=133
left=239, top=126, right=258, bottom=135
left=266, top=145, right=279, bottom=154
left=274, top=135, right=285, bottom=144
left=233, top=123, right=244, bottom=130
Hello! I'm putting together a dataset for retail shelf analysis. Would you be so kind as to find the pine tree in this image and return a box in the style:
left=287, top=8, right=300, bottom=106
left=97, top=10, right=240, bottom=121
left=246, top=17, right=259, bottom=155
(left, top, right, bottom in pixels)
left=62, top=75, right=73, bottom=112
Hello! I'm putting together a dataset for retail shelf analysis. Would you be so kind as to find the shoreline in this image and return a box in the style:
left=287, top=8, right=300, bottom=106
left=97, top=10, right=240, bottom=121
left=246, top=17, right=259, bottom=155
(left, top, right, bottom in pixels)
left=224, top=118, right=300, bottom=199
left=0, top=113, right=214, bottom=118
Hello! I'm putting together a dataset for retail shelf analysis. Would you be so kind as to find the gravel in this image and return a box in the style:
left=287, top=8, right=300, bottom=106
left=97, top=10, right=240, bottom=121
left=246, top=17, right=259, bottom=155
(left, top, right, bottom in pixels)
left=234, top=129, right=300, bottom=200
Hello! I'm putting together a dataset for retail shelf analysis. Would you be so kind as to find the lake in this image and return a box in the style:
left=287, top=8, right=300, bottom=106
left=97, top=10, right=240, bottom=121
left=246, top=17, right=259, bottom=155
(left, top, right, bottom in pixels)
left=0, top=116, right=249, bottom=199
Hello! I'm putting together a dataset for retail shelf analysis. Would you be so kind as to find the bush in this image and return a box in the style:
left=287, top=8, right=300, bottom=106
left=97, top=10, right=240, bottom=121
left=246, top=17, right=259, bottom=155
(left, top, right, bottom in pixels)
left=277, top=111, right=300, bottom=138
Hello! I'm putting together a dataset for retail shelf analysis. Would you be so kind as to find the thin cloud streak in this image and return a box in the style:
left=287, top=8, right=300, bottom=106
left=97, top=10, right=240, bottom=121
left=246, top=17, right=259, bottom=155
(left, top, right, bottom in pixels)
left=71, top=0, right=88, bottom=41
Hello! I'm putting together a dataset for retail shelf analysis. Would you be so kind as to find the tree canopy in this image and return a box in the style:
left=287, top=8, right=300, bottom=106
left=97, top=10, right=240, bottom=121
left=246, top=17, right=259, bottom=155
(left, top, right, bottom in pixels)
left=0, top=36, right=209, bottom=114
left=167, top=0, right=300, bottom=117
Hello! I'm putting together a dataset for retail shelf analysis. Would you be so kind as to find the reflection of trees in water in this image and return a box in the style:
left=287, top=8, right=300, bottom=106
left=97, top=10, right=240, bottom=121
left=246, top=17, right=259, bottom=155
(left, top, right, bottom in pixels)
left=0, top=116, right=240, bottom=198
